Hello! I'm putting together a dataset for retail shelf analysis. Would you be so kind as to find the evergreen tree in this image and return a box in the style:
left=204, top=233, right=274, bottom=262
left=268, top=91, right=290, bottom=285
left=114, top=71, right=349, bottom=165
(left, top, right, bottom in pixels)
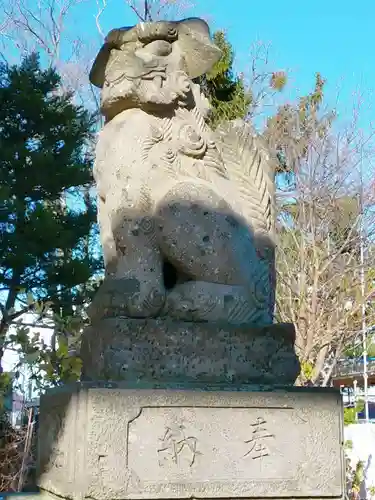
left=0, top=54, right=102, bottom=371
left=195, top=30, right=252, bottom=128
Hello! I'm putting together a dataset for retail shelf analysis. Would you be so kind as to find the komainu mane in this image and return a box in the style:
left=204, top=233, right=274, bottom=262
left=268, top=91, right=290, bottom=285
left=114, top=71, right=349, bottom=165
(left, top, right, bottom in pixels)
left=88, top=18, right=277, bottom=326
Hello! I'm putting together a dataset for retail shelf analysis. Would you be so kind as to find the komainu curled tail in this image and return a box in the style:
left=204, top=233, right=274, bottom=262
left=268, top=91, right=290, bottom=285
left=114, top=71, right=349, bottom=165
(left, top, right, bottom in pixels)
left=215, top=119, right=277, bottom=319
left=215, top=119, right=276, bottom=240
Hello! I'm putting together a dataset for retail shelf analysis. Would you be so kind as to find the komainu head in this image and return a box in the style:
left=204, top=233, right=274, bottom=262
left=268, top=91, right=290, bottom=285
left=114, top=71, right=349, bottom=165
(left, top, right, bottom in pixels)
left=89, top=18, right=221, bottom=121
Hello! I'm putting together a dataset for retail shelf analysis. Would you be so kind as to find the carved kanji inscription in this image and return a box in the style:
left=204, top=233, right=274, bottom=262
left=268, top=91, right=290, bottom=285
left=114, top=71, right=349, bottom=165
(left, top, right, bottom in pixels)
left=244, top=416, right=274, bottom=459
left=157, top=424, right=202, bottom=467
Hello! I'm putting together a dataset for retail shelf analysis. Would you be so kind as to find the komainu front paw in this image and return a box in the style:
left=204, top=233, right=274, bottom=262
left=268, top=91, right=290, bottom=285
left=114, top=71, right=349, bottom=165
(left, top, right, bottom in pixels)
left=87, top=277, right=166, bottom=322
left=162, top=281, right=272, bottom=325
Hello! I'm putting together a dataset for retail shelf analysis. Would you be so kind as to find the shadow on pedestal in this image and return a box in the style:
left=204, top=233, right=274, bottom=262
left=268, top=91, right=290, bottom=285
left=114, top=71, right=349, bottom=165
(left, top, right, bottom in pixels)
left=35, top=381, right=345, bottom=500
left=80, top=319, right=300, bottom=386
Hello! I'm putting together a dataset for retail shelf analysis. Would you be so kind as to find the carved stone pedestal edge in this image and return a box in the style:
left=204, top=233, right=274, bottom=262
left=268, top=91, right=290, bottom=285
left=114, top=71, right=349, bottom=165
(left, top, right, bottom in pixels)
left=80, top=318, right=300, bottom=385
left=37, top=382, right=345, bottom=500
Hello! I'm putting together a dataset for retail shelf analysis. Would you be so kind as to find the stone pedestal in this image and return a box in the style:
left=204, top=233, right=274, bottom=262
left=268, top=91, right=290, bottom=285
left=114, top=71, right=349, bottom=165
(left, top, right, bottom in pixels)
left=80, top=319, right=300, bottom=385
left=36, top=383, right=344, bottom=500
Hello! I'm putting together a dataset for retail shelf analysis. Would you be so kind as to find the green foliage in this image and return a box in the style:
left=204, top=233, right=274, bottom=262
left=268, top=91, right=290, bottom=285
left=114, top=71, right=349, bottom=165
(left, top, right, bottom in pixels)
left=0, top=372, right=12, bottom=411
left=344, top=400, right=364, bottom=426
left=270, top=71, right=287, bottom=92
left=194, top=30, right=252, bottom=128
left=345, top=439, right=353, bottom=450
left=0, top=53, right=103, bottom=366
left=300, top=360, right=314, bottom=380
left=8, top=307, right=85, bottom=388
left=345, top=440, right=365, bottom=500
left=351, top=460, right=365, bottom=496
left=344, top=337, right=375, bottom=358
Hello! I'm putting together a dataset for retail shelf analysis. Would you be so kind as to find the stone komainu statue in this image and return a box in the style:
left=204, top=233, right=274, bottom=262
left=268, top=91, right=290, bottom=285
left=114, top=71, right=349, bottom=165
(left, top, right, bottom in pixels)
left=89, top=18, right=277, bottom=326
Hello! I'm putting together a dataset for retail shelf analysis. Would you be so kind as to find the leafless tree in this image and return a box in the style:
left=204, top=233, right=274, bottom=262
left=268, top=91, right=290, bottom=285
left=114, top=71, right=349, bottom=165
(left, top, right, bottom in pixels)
left=0, top=0, right=104, bottom=110
left=0, top=0, right=195, bottom=107
left=124, top=0, right=194, bottom=22
left=243, top=40, right=289, bottom=122
left=0, top=407, right=36, bottom=492
left=274, top=94, right=375, bottom=385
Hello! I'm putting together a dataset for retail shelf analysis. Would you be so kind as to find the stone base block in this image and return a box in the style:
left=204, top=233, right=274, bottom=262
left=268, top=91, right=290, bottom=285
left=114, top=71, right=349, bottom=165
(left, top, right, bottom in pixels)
left=37, top=383, right=344, bottom=500
left=80, top=319, right=299, bottom=385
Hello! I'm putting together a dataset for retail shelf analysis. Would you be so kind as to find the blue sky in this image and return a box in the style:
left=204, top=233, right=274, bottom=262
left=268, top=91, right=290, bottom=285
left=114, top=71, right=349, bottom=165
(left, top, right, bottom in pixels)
left=203, top=0, right=374, bottom=131
left=94, top=0, right=374, bottom=132
left=3, top=0, right=374, bottom=372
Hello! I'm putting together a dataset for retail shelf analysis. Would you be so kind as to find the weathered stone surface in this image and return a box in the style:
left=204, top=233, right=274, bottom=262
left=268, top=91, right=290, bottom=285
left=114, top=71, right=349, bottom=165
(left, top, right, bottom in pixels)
left=32, top=17, right=344, bottom=500
left=80, top=318, right=299, bottom=385
left=37, top=383, right=344, bottom=500
left=88, top=18, right=278, bottom=325
left=90, top=19, right=222, bottom=89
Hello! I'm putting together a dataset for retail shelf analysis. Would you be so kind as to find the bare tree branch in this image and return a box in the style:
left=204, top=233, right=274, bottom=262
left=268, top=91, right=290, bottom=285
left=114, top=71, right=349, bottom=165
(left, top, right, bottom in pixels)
left=124, top=0, right=195, bottom=22
left=94, top=0, right=107, bottom=39
left=275, top=98, right=375, bottom=385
